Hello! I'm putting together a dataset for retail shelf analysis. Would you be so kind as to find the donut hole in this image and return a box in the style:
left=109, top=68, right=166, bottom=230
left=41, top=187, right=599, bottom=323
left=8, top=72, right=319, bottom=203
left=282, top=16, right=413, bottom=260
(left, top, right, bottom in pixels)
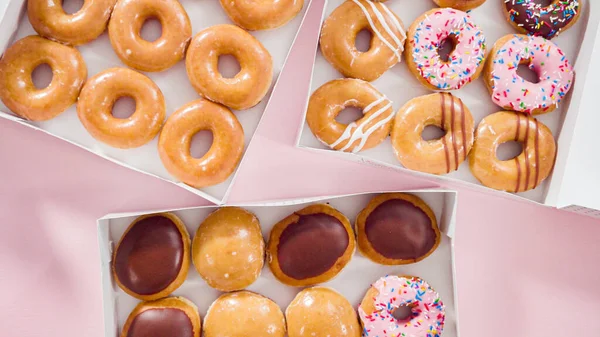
left=31, top=63, right=53, bottom=90
left=438, top=34, right=458, bottom=63
left=517, top=61, right=540, bottom=84
left=61, top=0, right=84, bottom=14
left=497, top=141, right=524, bottom=161
left=335, top=106, right=363, bottom=124
left=140, top=17, right=163, bottom=43
left=355, top=29, right=373, bottom=52
left=190, top=130, right=214, bottom=159
left=391, top=305, right=413, bottom=323
left=112, top=96, right=136, bottom=119
left=422, top=125, right=447, bottom=141
left=218, top=54, right=242, bottom=79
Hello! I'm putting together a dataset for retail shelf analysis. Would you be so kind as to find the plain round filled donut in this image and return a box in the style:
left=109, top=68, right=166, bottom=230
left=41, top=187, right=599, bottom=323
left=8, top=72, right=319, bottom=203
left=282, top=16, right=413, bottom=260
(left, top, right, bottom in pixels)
left=433, top=0, right=486, bottom=11
left=28, top=0, right=117, bottom=45
left=359, top=275, right=445, bottom=337
left=484, top=34, right=574, bottom=115
left=108, top=0, right=191, bottom=72
left=391, top=93, right=474, bottom=175
left=185, top=24, right=273, bottom=110
left=0, top=35, right=87, bottom=121
left=77, top=67, right=165, bottom=149
left=158, top=99, right=245, bottom=188
left=405, top=8, right=486, bottom=91
left=320, top=0, right=406, bottom=82
left=469, top=111, right=557, bottom=193
left=220, top=0, right=304, bottom=30
left=306, top=79, right=394, bottom=153
left=504, top=0, right=581, bottom=39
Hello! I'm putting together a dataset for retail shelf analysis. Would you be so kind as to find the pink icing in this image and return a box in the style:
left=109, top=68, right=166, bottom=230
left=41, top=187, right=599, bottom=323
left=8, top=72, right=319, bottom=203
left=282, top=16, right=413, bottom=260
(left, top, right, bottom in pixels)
left=359, top=276, right=445, bottom=337
left=490, top=35, right=574, bottom=114
left=409, top=9, right=486, bottom=90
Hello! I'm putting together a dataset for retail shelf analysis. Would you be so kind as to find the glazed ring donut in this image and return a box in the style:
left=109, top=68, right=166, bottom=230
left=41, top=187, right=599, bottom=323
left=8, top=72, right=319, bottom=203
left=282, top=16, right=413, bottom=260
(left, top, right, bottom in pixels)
left=484, top=34, right=574, bottom=115
left=320, top=0, right=406, bottom=82
left=27, top=0, right=116, bottom=45
left=359, top=275, right=445, bottom=337
left=469, top=111, right=557, bottom=193
left=77, top=68, right=165, bottom=149
left=108, top=0, right=191, bottom=72
left=306, top=79, right=394, bottom=153
left=433, top=0, right=486, bottom=11
left=186, top=24, right=273, bottom=110
left=0, top=36, right=87, bottom=121
left=121, top=297, right=201, bottom=337
left=204, top=291, right=286, bottom=337
left=192, top=207, right=264, bottom=292
left=391, top=93, right=474, bottom=175
left=356, top=193, right=440, bottom=265
left=158, top=99, right=244, bottom=188
left=267, top=204, right=355, bottom=287
left=286, top=287, right=361, bottom=337
left=112, top=213, right=190, bottom=301
left=220, top=0, right=304, bottom=30
left=504, top=0, right=581, bottom=39
left=405, top=8, right=486, bottom=91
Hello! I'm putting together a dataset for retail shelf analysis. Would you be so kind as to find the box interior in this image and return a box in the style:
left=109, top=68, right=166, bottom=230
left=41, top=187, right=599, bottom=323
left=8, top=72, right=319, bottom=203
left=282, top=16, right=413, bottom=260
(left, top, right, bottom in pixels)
left=298, top=0, right=594, bottom=205
left=0, top=0, right=309, bottom=204
left=98, top=190, right=458, bottom=337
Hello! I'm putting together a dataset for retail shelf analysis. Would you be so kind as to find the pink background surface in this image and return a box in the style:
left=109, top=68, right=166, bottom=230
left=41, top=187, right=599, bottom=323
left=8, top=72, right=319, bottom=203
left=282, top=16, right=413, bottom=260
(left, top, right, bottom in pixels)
left=1, top=1, right=600, bottom=336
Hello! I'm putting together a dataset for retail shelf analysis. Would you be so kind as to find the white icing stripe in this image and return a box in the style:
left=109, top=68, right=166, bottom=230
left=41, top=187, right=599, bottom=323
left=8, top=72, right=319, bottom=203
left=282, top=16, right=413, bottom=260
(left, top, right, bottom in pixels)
left=362, top=95, right=386, bottom=114
left=366, top=0, right=405, bottom=52
left=331, top=99, right=394, bottom=153
left=350, top=0, right=403, bottom=60
left=380, top=3, right=406, bottom=40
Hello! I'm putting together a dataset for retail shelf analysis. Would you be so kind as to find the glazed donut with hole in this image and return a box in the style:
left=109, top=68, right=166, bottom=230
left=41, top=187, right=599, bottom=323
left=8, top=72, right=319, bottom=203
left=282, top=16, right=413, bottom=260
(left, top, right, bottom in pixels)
left=433, top=0, right=486, bottom=11
left=77, top=67, right=165, bottom=149
left=186, top=24, right=273, bottom=110
left=320, top=0, right=406, bottom=82
left=504, top=0, right=581, bottom=39
left=28, top=0, right=117, bottom=45
left=220, top=0, right=304, bottom=31
left=484, top=34, right=574, bottom=115
left=158, top=99, right=244, bottom=188
left=306, top=78, right=394, bottom=153
left=405, top=8, right=486, bottom=91
left=469, top=111, right=557, bottom=193
left=391, top=93, right=474, bottom=175
left=0, top=36, right=87, bottom=121
left=108, top=0, right=192, bottom=72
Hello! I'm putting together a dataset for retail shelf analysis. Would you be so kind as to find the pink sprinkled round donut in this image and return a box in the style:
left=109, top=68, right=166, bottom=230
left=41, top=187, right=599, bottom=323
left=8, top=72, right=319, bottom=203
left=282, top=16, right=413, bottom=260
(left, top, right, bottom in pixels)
left=483, top=34, right=574, bottom=115
left=359, top=275, right=445, bottom=337
left=405, top=8, right=486, bottom=91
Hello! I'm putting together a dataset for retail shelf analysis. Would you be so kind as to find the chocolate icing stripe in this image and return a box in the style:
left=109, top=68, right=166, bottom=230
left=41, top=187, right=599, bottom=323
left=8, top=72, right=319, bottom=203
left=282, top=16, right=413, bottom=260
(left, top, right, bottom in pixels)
left=449, top=94, right=459, bottom=171
left=534, top=119, right=540, bottom=189
left=523, top=116, right=531, bottom=191
left=515, top=114, right=521, bottom=193
left=460, top=100, right=467, bottom=162
left=441, top=94, right=450, bottom=173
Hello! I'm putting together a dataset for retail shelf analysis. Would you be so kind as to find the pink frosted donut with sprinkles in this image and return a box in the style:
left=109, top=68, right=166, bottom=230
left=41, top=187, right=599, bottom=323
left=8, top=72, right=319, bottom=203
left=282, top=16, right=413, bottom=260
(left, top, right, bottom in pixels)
left=484, top=34, right=574, bottom=115
left=504, top=0, right=582, bottom=39
left=359, top=275, right=445, bottom=337
left=405, top=8, right=486, bottom=91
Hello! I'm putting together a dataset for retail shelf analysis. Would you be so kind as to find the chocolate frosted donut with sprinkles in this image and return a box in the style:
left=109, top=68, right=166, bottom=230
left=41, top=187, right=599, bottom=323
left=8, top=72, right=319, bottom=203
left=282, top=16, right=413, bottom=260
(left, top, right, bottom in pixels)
left=483, top=34, right=574, bottom=115
left=504, top=0, right=581, bottom=39
left=405, top=8, right=486, bottom=91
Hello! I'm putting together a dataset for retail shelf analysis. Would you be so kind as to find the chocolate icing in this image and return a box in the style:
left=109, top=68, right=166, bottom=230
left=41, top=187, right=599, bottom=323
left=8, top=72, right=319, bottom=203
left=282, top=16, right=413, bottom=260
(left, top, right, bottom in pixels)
left=127, top=308, right=193, bottom=337
left=504, top=0, right=580, bottom=39
left=277, top=213, right=349, bottom=280
left=365, top=199, right=436, bottom=260
left=114, top=215, right=184, bottom=295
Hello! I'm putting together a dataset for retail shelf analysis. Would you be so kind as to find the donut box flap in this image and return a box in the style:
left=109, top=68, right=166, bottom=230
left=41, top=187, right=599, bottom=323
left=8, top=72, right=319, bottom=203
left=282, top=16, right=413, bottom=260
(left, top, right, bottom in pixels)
left=296, top=0, right=598, bottom=208
left=0, top=0, right=316, bottom=205
left=98, top=189, right=460, bottom=337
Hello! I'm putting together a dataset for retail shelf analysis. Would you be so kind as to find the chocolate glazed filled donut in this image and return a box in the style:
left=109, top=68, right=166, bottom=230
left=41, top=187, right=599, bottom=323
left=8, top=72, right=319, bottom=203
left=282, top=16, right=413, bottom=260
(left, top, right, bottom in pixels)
left=356, top=193, right=441, bottom=265
left=267, top=204, right=355, bottom=287
left=121, top=297, right=201, bottom=337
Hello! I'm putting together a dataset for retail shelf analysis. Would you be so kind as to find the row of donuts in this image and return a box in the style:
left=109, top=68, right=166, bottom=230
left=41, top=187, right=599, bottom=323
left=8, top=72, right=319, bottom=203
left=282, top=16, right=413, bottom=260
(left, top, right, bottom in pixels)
left=308, top=84, right=556, bottom=193
left=320, top=2, right=576, bottom=115
left=112, top=193, right=441, bottom=301
left=120, top=274, right=444, bottom=337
